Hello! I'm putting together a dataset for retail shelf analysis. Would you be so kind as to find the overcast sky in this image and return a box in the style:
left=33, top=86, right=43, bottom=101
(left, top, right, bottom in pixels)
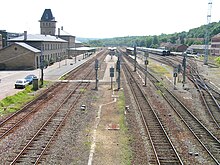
left=1, top=0, right=219, bottom=38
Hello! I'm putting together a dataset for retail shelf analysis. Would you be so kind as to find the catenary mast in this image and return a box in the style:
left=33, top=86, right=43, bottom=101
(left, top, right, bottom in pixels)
left=204, top=0, right=212, bottom=65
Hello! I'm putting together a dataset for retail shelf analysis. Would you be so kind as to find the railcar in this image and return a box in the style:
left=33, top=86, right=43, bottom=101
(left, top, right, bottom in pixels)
left=138, top=47, right=168, bottom=56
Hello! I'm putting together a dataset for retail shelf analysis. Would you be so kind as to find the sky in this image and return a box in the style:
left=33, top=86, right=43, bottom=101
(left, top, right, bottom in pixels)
left=1, top=0, right=220, bottom=38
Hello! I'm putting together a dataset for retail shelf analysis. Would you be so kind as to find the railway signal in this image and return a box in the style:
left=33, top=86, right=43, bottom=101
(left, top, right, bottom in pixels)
left=182, top=53, right=187, bottom=88
left=110, top=66, right=114, bottom=89
left=144, top=52, right=149, bottom=86
left=173, top=66, right=178, bottom=89
left=134, top=44, right=137, bottom=72
left=95, top=59, right=99, bottom=90
left=116, top=54, right=121, bottom=90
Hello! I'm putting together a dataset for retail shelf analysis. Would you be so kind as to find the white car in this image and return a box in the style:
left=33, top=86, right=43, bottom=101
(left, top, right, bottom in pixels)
left=15, top=79, right=29, bottom=89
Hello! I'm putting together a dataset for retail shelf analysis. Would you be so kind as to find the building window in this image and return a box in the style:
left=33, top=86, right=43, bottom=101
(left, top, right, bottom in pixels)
left=14, top=47, right=17, bottom=51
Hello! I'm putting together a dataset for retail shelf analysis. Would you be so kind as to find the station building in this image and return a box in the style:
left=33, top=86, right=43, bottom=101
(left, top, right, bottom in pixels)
left=0, top=8, right=95, bottom=70
left=0, top=33, right=67, bottom=70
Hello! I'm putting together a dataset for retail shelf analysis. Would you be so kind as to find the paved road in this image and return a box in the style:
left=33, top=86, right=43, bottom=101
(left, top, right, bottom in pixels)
left=0, top=53, right=96, bottom=100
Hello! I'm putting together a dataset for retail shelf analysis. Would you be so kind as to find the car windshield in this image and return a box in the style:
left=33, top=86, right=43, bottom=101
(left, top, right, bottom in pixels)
left=16, top=80, right=24, bottom=83
left=25, top=75, right=36, bottom=79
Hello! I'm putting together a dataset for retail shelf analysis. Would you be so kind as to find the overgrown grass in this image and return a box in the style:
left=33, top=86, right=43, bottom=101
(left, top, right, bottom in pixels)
left=215, top=56, right=220, bottom=65
left=199, top=55, right=220, bottom=65
left=0, top=81, right=49, bottom=116
left=148, top=62, right=171, bottom=78
left=118, top=91, right=132, bottom=165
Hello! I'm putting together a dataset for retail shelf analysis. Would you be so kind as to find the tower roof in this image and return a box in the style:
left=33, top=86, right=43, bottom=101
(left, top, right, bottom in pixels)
left=40, top=9, right=56, bottom=22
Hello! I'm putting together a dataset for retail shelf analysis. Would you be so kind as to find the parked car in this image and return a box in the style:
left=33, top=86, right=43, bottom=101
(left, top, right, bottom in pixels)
left=15, top=79, right=29, bottom=89
left=24, top=74, right=37, bottom=84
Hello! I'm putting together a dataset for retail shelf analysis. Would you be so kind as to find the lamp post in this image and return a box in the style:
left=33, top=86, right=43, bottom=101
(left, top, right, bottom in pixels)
left=40, top=44, right=44, bottom=86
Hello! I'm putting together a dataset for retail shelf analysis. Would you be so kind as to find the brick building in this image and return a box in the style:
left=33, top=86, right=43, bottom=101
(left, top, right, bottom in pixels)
left=210, top=33, right=220, bottom=56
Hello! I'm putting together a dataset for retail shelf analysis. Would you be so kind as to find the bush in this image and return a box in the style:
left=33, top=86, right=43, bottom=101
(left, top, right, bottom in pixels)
left=216, top=57, right=220, bottom=65
left=49, top=58, right=55, bottom=65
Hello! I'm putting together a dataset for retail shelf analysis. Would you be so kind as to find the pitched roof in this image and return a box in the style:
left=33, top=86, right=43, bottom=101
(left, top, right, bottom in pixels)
left=188, top=44, right=211, bottom=49
left=15, top=42, right=40, bottom=53
left=75, top=40, right=82, bottom=43
left=8, top=34, right=67, bottom=42
left=69, top=47, right=96, bottom=51
left=56, top=29, right=72, bottom=36
left=212, top=33, right=220, bottom=38
left=40, top=9, right=56, bottom=22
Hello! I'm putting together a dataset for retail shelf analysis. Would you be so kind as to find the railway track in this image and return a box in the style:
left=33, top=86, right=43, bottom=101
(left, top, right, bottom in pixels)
left=0, top=49, right=108, bottom=164
left=10, top=78, right=92, bottom=164
left=0, top=82, right=67, bottom=139
left=0, top=49, right=108, bottom=140
left=0, top=49, right=108, bottom=141
left=8, top=51, right=109, bottom=164
left=121, top=52, right=220, bottom=163
left=122, top=56, right=183, bottom=164
left=140, top=53, right=220, bottom=133
left=188, top=59, right=220, bottom=130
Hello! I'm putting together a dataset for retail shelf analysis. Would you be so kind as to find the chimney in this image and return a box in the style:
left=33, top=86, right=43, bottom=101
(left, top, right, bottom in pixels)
left=24, top=31, right=27, bottom=40
left=58, top=28, right=60, bottom=36
left=61, top=26, right=63, bottom=30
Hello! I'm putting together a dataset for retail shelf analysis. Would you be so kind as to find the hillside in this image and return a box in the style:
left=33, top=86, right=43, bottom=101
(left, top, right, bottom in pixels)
left=86, top=21, right=220, bottom=48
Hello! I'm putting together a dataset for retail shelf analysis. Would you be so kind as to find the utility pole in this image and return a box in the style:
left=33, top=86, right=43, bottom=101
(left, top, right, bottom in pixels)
left=40, top=44, right=44, bottom=87
left=204, top=0, right=213, bottom=65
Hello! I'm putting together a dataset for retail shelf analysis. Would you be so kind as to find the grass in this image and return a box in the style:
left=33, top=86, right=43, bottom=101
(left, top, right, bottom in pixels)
left=198, top=55, right=220, bottom=65
left=215, top=56, right=220, bottom=65
left=118, top=90, right=132, bottom=165
left=148, top=61, right=172, bottom=78
left=0, top=81, right=49, bottom=116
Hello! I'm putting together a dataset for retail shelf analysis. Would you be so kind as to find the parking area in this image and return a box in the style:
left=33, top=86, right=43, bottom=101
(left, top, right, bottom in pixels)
left=0, top=53, right=95, bottom=100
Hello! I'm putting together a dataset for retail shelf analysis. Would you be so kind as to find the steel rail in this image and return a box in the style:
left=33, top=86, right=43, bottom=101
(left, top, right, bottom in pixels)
left=122, top=56, right=183, bottom=164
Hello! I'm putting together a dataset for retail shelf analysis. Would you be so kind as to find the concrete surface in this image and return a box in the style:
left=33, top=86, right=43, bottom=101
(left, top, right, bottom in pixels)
left=0, top=53, right=96, bottom=100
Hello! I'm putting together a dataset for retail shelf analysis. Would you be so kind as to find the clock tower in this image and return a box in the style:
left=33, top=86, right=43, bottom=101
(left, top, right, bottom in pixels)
left=39, top=9, right=57, bottom=36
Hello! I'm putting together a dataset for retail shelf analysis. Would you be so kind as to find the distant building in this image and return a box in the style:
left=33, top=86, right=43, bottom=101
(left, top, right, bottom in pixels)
left=75, top=40, right=84, bottom=48
left=0, top=34, right=2, bottom=49
left=0, top=30, right=8, bottom=48
left=186, top=44, right=211, bottom=55
left=56, top=27, right=76, bottom=58
left=0, top=30, right=23, bottom=48
left=210, top=33, right=220, bottom=56
left=160, top=42, right=188, bottom=52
